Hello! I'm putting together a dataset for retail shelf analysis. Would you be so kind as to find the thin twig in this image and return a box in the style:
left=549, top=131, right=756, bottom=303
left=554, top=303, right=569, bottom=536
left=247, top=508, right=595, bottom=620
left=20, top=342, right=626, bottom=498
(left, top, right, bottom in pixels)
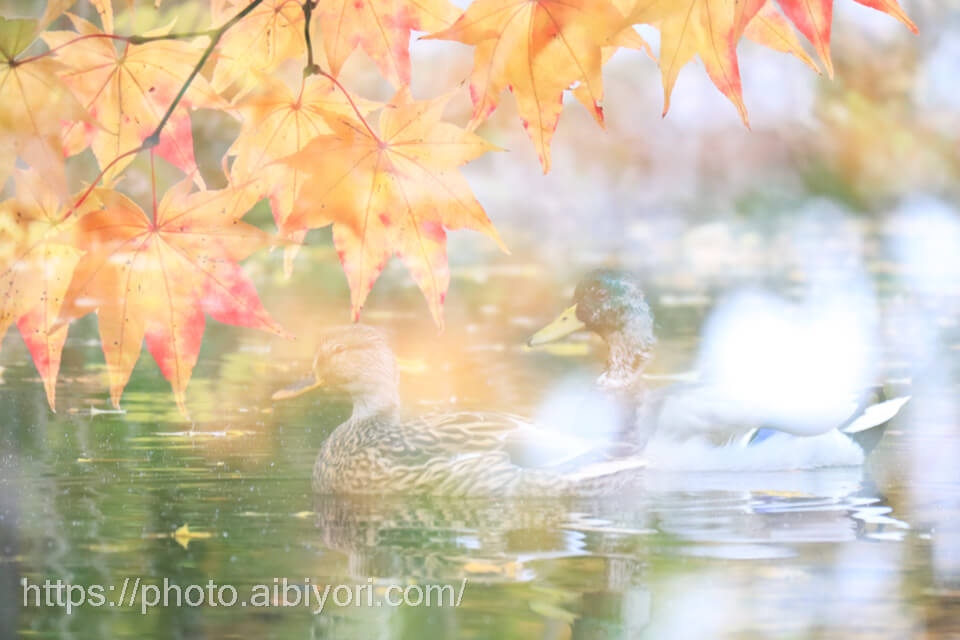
left=143, top=0, right=266, bottom=150
left=128, top=30, right=217, bottom=45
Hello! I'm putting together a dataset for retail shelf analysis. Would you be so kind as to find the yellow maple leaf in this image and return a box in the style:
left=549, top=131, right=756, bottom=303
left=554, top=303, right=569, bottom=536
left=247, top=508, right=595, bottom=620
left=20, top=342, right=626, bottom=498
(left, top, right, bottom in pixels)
left=226, top=74, right=377, bottom=275
left=211, top=0, right=306, bottom=96
left=0, top=169, right=86, bottom=410
left=281, top=88, right=505, bottom=326
left=314, top=0, right=460, bottom=87
left=0, top=17, right=89, bottom=198
left=42, top=14, right=223, bottom=185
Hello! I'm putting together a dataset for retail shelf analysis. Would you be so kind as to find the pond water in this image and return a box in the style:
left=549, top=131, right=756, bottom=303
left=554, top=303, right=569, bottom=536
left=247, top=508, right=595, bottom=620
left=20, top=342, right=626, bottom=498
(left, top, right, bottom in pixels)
left=3, top=232, right=960, bottom=639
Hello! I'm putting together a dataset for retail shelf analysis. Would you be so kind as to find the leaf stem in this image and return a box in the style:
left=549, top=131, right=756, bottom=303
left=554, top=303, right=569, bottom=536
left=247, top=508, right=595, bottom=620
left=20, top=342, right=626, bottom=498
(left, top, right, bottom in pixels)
left=321, top=70, right=381, bottom=141
left=14, top=30, right=216, bottom=67
left=14, top=33, right=128, bottom=66
left=299, top=1, right=380, bottom=142
left=63, top=146, right=142, bottom=220
left=150, top=150, right=158, bottom=226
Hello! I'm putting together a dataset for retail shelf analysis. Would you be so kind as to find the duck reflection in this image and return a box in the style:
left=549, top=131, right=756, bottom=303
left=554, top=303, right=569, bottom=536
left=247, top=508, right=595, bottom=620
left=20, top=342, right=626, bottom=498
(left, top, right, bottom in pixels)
left=309, top=467, right=905, bottom=638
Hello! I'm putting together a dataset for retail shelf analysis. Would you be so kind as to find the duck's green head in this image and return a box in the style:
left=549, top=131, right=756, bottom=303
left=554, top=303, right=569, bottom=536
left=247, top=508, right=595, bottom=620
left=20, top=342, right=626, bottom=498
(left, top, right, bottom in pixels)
left=529, top=270, right=653, bottom=346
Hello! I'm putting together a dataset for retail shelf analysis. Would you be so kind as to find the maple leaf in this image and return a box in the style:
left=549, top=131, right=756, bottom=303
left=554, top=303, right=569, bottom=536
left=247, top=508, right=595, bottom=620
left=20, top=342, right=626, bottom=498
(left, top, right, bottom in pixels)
left=737, top=0, right=819, bottom=75
left=57, top=179, right=285, bottom=415
left=226, top=74, right=377, bottom=275
left=39, top=0, right=76, bottom=31
left=632, top=0, right=750, bottom=125
left=426, top=0, right=628, bottom=173
left=314, top=0, right=460, bottom=87
left=634, top=0, right=915, bottom=122
left=280, top=88, right=505, bottom=326
left=573, top=21, right=654, bottom=126
left=0, top=169, right=85, bottom=410
left=83, top=0, right=171, bottom=34
left=773, top=0, right=916, bottom=78
left=0, top=17, right=90, bottom=197
left=210, top=0, right=305, bottom=96
left=89, top=0, right=116, bottom=35
left=42, top=14, right=223, bottom=185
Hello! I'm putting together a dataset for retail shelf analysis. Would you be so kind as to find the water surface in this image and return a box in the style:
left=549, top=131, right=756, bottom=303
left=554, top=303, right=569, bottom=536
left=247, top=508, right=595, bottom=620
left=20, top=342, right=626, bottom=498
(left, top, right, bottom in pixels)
left=3, top=245, right=959, bottom=639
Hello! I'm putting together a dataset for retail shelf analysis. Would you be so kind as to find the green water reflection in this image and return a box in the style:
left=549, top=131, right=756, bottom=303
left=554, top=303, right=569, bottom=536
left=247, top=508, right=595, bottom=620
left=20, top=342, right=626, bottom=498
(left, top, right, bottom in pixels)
left=3, top=244, right=959, bottom=639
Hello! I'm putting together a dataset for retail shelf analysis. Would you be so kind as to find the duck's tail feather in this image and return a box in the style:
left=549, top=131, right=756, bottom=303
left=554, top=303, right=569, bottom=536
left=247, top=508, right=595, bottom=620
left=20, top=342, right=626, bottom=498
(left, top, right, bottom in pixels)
left=742, top=388, right=911, bottom=458
left=841, top=393, right=911, bottom=455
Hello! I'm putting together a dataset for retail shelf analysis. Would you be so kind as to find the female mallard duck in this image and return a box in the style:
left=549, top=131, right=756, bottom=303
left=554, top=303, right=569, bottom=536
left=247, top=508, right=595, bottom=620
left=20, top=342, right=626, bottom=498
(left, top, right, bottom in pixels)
left=273, top=324, right=645, bottom=496
left=529, top=270, right=910, bottom=471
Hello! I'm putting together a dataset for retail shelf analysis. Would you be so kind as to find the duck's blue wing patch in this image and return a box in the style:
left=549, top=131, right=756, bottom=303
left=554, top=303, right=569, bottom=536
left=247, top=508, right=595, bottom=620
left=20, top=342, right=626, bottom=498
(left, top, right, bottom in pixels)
left=748, top=428, right=779, bottom=445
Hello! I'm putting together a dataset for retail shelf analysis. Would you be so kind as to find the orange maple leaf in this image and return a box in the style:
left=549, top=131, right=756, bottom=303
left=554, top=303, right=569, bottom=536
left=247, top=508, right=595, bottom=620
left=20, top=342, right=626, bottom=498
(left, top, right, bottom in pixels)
left=773, top=0, right=916, bottom=78
left=57, top=179, right=285, bottom=415
left=0, top=17, right=89, bottom=198
left=0, top=169, right=85, bottom=410
left=426, top=0, right=628, bottom=173
left=226, top=74, right=377, bottom=275
left=632, top=0, right=751, bottom=125
left=42, top=14, right=223, bottom=185
left=314, top=0, right=460, bottom=87
left=281, top=88, right=505, bottom=326
left=211, top=0, right=305, bottom=96
left=738, top=0, right=819, bottom=75
left=635, top=0, right=916, bottom=122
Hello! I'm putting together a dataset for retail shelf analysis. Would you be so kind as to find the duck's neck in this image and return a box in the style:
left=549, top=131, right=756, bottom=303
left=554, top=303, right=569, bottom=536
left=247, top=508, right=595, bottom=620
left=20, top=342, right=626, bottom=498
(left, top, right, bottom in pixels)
left=597, top=323, right=656, bottom=396
left=595, top=320, right=657, bottom=448
left=348, top=388, right=401, bottom=424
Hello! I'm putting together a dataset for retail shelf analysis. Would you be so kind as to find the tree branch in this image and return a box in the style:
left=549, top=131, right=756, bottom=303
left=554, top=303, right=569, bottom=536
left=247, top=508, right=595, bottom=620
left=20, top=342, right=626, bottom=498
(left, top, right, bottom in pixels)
left=302, top=0, right=320, bottom=76
left=127, top=30, right=217, bottom=45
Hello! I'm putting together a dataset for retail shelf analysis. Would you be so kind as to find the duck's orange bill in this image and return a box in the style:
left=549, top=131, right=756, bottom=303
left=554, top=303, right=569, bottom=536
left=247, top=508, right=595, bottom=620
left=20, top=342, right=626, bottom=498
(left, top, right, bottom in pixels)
left=271, top=375, right=324, bottom=401
left=528, top=304, right=586, bottom=346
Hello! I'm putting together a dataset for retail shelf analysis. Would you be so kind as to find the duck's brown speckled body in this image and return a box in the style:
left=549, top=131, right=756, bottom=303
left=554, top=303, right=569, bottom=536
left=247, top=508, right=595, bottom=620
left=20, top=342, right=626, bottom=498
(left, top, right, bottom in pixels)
left=275, top=325, right=645, bottom=496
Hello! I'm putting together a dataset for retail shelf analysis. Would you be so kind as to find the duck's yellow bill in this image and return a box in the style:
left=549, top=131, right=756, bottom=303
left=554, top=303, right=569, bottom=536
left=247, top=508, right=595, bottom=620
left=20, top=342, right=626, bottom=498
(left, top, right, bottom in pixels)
left=528, top=304, right=586, bottom=346
left=271, top=375, right=324, bottom=401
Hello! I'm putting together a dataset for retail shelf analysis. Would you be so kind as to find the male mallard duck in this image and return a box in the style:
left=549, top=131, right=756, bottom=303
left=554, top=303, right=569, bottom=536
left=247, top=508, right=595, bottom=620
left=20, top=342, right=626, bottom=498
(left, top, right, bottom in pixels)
left=273, top=325, right=645, bottom=496
left=529, top=270, right=910, bottom=470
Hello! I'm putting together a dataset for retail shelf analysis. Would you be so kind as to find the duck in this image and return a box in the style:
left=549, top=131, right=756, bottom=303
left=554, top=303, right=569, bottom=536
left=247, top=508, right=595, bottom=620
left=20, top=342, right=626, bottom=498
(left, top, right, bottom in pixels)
left=272, top=324, right=646, bottom=496
left=528, top=269, right=911, bottom=471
